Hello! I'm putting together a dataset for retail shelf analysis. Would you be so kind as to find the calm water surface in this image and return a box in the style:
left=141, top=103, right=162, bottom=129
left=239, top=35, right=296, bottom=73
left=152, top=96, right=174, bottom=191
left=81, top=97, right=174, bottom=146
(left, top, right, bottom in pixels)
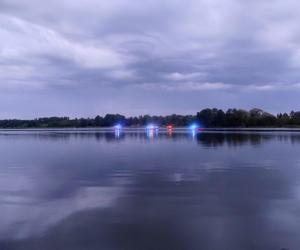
left=0, top=130, right=300, bottom=250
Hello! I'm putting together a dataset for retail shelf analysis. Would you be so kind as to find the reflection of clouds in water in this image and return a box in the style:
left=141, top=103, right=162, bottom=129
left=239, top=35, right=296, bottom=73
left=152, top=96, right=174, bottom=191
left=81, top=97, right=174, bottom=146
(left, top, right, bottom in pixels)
left=1, top=168, right=300, bottom=250
left=0, top=163, right=127, bottom=239
left=0, top=182, right=123, bottom=239
left=0, top=132, right=300, bottom=249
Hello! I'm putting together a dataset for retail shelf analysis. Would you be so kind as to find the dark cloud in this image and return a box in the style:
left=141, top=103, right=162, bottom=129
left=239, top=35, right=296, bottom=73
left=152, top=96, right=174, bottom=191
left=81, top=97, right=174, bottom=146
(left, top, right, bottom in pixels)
left=0, top=0, right=300, bottom=117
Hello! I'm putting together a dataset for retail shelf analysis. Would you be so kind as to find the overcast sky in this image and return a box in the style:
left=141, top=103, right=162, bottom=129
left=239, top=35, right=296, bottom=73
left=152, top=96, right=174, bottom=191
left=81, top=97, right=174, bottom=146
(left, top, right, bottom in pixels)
left=0, top=0, right=300, bottom=118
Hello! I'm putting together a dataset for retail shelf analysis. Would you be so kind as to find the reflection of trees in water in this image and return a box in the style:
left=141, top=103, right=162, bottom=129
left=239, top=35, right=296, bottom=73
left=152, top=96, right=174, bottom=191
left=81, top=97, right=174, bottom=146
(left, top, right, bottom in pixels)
left=290, top=134, right=300, bottom=144
left=195, top=132, right=300, bottom=147
left=196, top=133, right=270, bottom=147
left=89, top=132, right=300, bottom=146
left=2, top=131, right=300, bottom=146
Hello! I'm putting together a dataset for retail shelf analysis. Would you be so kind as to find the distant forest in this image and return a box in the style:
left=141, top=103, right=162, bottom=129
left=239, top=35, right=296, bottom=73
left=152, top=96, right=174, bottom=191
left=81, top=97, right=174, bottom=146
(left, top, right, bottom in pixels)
left=0, top=108, right=300, bottom=128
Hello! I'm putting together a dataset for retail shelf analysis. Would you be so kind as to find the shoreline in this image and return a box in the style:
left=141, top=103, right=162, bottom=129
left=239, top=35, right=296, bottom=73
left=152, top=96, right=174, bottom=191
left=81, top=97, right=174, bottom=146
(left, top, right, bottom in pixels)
left=1, top=127, right=300, bottom=132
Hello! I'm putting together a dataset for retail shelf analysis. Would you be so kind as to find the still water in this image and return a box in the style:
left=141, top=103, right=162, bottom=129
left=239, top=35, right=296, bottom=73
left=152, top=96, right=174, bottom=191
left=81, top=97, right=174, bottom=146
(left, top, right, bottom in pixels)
left=0, top=129, right=300, bottom=250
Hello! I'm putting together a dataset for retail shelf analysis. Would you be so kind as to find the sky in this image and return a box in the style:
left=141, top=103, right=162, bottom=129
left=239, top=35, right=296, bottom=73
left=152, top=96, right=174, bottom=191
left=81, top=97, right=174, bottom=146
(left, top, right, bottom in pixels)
left=0, top=0, right=300, bottom=118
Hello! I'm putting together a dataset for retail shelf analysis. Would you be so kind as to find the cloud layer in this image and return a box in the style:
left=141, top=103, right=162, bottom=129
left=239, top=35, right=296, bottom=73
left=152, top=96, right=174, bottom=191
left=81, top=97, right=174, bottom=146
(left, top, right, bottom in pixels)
left=0, top=0, right=300, bottom=117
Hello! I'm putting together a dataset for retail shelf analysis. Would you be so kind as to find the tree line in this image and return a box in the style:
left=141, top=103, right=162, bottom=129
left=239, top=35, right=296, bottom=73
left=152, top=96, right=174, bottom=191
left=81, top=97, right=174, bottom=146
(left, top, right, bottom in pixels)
left=0, top=108, right=300, bottom=128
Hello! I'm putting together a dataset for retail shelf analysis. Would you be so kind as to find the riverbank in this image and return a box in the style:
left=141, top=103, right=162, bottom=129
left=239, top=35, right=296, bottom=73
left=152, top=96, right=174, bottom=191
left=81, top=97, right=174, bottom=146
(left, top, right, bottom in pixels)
left=1, top=127, right=300, bottom=132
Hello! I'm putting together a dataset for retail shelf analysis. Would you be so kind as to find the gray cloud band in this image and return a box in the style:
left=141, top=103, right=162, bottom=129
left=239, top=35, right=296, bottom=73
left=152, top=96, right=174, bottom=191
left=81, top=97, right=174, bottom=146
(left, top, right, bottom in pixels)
left=0, top=0, right=299, bottom=116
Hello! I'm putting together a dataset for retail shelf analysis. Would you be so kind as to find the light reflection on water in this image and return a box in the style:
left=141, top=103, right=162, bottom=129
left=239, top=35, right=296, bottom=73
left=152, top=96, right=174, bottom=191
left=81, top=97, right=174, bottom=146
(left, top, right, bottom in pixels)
left=0, top=130, right=300, bottom=249
left=114, top=128, right=121, bottom=139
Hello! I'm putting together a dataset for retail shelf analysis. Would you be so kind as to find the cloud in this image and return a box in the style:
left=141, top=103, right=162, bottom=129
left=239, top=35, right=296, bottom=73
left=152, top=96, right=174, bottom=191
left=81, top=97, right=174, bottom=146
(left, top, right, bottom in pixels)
left=140, top=81, right=231, bottom=91
left=0, top=0, right=300, bottom=116
left=0, top=14, right=125, bottom=72
left=164, top=72, right=206, bottom=81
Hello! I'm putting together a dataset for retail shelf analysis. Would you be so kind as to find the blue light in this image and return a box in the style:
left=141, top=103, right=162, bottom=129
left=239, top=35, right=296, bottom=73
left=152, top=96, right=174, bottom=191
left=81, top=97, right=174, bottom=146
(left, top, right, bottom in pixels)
left=146, top=124, right=158, bottom=130
left=146, top=129, right=154, bottom=139
left=189, top=123, right=199, bottom=130
left=114, top=124, right=123, bottom=139
left=114, top=124, right=122, bottom=130
left=115, top=129, right=121, bottom=139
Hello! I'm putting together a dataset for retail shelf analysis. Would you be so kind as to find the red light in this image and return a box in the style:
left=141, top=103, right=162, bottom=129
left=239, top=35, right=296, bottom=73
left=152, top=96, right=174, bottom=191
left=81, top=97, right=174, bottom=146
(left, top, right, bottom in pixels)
left=166, top=125, right=173, bottom=129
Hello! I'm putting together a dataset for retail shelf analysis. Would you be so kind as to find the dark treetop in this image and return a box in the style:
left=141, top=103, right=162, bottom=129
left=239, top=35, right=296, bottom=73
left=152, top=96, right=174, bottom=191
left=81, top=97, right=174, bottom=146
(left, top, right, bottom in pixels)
left=0, top=108, right=300, bottom=128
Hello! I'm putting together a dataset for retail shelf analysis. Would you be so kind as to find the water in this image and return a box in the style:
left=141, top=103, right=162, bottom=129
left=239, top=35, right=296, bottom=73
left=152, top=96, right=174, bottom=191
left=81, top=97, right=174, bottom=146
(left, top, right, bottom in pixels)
left=0, top=129, right=300, bottom=250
